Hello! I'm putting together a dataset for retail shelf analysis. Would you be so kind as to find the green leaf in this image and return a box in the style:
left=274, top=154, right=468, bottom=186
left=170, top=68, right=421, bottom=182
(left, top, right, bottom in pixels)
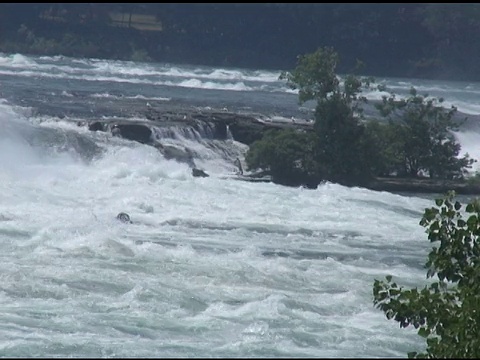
left=418, top=327, right=430, bottom=338
left=467, top=215, right=478, bottom=229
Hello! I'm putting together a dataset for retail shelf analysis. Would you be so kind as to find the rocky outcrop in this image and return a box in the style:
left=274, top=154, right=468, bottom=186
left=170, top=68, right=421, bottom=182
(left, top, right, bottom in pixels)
left=144, top=104, right=313, bottom=146
left=89, top=120, right=153, bottom=144
left=85, top=104, right=307, bottom=175
left=84, top=104, right=313, bottom=172
left=192, top=168, right=209, bottom=177
left=87, top=103, right=313, bottom=148
left=154, top=143, right=196, bottom=167
left=113, top=124, right=152, bottom=144
left=88, top=121, right=105, bottom=132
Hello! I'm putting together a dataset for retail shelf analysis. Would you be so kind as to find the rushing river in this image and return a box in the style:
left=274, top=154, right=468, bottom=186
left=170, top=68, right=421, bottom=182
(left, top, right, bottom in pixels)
left=0, top=53, right=479, bottom=357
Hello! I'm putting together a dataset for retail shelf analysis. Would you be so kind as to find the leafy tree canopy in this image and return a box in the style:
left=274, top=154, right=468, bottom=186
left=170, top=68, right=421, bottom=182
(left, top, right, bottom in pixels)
left=245, top=128, right=320, bottom=188
left=246, top=46, right=475, bottom=188
left=375, top=87, right=475, bottom=179
left=373, top=191, right=480, bottom=358
left=279, top=47, right=376, bottom=185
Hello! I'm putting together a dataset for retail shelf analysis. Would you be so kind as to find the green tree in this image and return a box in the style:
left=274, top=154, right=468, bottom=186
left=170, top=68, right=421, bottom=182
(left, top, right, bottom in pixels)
left=376, top=87, right=475, bottom=179
left=245, top=128, right=320, bottom=188
left=280, top=46, right=340, bottom=104
left=363, top=119, right=404, bottom=177
left=281, top=47, right=376, bottom=185
left=373, top=191, right=480, bottom=358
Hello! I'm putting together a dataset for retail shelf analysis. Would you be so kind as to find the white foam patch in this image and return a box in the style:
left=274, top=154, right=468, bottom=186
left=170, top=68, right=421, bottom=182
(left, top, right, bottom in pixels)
left=454, top=131, right=480, bottom=172
left=90, top=93, right=170, bottom=101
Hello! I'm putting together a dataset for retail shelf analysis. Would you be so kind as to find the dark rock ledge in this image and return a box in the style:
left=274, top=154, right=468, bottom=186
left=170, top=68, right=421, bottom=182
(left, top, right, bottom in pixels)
left=87, top=103, right=312, bottom=145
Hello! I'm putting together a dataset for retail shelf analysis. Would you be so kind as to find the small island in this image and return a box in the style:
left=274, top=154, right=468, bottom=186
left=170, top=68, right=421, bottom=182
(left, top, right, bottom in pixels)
left=84, top=103, right=480, bottom=195
left=83, top=46, right=480, bottom=196
left=242, top=47, right=480, bottom=195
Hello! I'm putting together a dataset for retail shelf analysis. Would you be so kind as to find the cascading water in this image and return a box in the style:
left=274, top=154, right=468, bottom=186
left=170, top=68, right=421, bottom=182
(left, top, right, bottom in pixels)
left=150, top=122, right=249, bottom=174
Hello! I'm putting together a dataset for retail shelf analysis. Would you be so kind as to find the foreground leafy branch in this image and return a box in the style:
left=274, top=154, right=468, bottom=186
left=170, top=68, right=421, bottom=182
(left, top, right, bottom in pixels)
left=373, top=191, right=480, bottom=358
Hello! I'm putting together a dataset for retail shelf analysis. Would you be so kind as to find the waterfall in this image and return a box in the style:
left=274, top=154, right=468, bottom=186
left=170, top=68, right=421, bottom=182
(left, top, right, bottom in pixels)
left=226, top=124, right=234, bottom=140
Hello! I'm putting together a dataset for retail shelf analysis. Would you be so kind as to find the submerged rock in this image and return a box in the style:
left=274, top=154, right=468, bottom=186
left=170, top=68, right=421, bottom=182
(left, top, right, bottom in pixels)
left=112, top=124, right=152, bottom=144
left=192, top=168, right=209, bottom=177
left=116, top=212, right=132, bottom=224
left=88, top=121, right=105, bottom=132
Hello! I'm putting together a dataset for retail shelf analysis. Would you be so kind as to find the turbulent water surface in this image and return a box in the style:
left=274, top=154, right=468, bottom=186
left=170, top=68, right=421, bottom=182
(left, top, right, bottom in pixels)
left=1, top=53, right=480, bottom=357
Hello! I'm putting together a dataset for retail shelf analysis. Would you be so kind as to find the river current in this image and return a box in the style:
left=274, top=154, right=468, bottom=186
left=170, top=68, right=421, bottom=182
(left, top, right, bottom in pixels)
left=1, top=53, right=479, bottom=357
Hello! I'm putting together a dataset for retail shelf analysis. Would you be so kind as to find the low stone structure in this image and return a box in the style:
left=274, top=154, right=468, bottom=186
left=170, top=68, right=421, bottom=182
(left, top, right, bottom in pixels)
left=366, top=177, right=480, bottom=195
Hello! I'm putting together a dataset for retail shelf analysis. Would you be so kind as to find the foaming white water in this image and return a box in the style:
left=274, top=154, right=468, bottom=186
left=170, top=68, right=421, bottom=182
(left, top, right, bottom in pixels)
left=0, top=68, right=268, bottom=93
left=1, top=52, right=480, bottom=357
left=0, top=53, right=287, bottom=94
left=90, top=93, right=171, bottom=101
left=371, top=77, right=480, bottom=116
left=2, top=52, right=480, bottom=118
left=0, top=102, right=433, bottom=357
left=20, top=54, right=282, bottom=83
left=454, top=131, right=480, bottom=173
left=174, top=78, right=253, bottom=91
left=0, top=53, right=36, bottom=67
